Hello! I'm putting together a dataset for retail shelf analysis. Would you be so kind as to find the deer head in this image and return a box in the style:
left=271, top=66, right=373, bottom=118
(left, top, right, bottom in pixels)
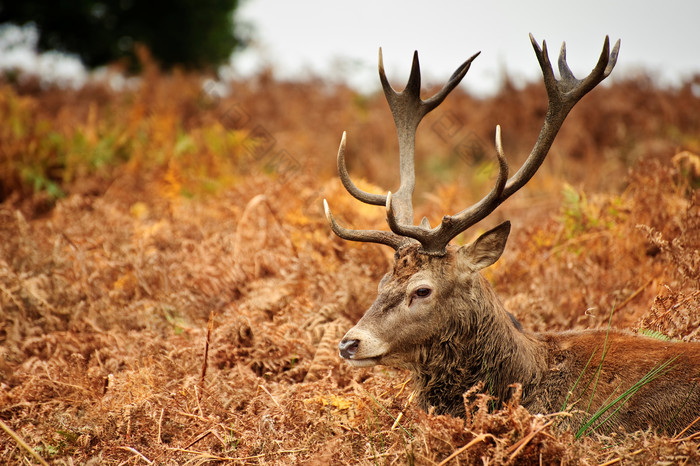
left=338, top=222, right=512, bottom=370
left=325, top=35, right=619, bottom=378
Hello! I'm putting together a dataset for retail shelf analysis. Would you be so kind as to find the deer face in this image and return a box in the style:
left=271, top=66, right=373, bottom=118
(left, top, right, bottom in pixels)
left=338, top=222, right=510, bottom=369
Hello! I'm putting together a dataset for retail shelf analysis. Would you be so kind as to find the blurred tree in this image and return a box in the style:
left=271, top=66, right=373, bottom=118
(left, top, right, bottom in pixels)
left=0, top=0, right=245, bottom=69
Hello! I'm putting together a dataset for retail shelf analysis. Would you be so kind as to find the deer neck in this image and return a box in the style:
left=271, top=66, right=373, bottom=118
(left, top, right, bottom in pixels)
left=412, top=275, right=547, bottom=417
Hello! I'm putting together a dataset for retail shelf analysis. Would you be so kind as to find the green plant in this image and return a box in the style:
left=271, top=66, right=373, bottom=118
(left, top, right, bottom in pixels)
left=226, top=423, right=239, bottom=451
left=575, top=356, right=678, bottom=439
left=638, top=328, right=673, bottom=341
left=561, top=183, right=595, bottom=238
left=558, top=308, right=681, bottom=439
left=367, top=392, right=413, bottom=440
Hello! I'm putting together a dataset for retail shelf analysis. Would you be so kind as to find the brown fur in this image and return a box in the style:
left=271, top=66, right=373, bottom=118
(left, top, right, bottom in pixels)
left=339, top=227, right=700, bottom=434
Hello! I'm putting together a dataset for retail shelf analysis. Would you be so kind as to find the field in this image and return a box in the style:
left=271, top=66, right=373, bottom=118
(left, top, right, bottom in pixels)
left=1, top=58, right=699, bottom=464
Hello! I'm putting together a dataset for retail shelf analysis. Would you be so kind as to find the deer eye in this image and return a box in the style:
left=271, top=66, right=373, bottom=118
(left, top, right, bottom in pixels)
left=408, top=287, right=432, bottom=306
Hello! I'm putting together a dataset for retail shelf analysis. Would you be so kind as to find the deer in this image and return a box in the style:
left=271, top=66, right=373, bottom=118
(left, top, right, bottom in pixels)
left=323, top=35, right=700, bottom=434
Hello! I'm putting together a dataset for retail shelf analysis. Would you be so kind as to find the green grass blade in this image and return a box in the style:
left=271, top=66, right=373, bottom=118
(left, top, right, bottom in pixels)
left=561, top=344, right=599, bottom=412
left=575, top=356, right=678, bottom=439
left=367, top=392, right=413, bottom=440
left=584, top=306, right=616, bottom=415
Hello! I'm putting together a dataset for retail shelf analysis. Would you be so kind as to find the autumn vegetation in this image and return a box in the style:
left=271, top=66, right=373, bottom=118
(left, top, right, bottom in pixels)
left=0, top=58, right=699, bottom=464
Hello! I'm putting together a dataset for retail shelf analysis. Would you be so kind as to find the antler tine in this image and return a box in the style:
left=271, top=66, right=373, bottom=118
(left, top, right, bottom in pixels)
left=424, top=51, right=481, bottom=111
left=323, top=199, right=408, bottom=249
left=529, top=34, right=557, bottom=98
left=491, top=125, right=509, bottom=197
left=557, top=42, right=577, bottom=83
left=336, top=132, right=386, bottom=206
left=605, top=39, right=621, bottom=77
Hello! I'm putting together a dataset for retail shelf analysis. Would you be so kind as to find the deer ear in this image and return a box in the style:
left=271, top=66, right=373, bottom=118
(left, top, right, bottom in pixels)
left=458, top=221, right=511, bottom=271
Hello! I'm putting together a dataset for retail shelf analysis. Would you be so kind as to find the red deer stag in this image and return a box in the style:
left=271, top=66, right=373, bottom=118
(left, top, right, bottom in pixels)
left=323, top=35, right=700, bottom=433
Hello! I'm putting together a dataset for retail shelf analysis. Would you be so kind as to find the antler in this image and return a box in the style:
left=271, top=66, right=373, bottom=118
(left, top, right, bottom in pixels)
left=325, top=48, right=479, bottom=249
left=324, top=35, right=620, bottom=255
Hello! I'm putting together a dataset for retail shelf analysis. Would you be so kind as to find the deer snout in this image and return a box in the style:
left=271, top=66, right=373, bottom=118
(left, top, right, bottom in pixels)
left=338, top=327, right=388, bottom=367
left=338, top=338, right=359, bottom=359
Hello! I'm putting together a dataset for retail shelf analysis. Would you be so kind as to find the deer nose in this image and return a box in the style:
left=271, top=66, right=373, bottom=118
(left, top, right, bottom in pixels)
left=338, top=339, right=360, bottom=359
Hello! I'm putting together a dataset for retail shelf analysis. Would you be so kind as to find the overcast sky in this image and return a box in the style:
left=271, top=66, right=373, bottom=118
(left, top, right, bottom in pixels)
left=233, top=0, right=700, bottom=95
left=1, top=1, right=698, bottom=94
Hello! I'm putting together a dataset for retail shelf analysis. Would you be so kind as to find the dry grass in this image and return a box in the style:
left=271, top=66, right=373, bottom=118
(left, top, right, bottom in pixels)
left=0, top=63, right=699, bottom=464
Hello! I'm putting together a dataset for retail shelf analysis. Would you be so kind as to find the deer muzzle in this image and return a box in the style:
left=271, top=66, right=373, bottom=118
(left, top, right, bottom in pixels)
left=338, top=327, right=388, bottom=367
